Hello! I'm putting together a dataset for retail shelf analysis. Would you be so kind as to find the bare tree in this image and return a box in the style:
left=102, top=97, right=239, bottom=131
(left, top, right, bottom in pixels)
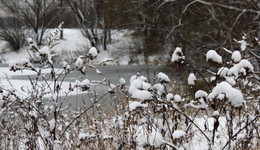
left=0, top=0, right=64, bottom=45
left=65, top=0, right=100, bottom=50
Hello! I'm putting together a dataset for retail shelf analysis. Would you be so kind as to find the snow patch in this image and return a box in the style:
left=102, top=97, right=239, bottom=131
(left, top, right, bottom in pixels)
left=129, top=101, right=148, bottom=111
left=208, top=81, right=244, bottom=107
left=157, top=72, right=170, bottom=83
left=171, top=47, right=185, bottom=63
left=172, top=130, right=186, bottom=139
left=195, top=90, right=208, bottom=99
left=206, top=50, right=222, bottom=64
left=188, top=73, right=196, bottom=85
left=231, top=51, right=241, bottom=63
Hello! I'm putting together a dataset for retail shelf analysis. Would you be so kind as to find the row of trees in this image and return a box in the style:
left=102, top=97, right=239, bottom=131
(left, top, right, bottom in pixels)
left=0, top=0, right=259, bottom=67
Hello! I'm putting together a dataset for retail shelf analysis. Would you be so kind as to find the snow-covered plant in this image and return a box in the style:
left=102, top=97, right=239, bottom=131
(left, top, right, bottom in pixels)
left=171, top=47, right=185, bottom=64
left=206, top=50, right=222, bottom=64
left=0, top=30, right=259, bottom=150
left=0, top=23, right=112, bottom=149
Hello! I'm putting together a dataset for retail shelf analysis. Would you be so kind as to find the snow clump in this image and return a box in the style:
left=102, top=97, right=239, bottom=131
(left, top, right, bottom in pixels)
left=119, top=77, right=126, bottom=87
left=39, top=46, right=53, bottom=64
left=217, top=67, right=229, bottom=78
left=152, top=84, right=165, bottom=96
left=87, top=47, right=98, bottom=60
left=129, top=101, right=148, bottom=111
left=188, top=73, right=196, bottom=85
left=231, top=51, right=241, bottom=63
left=62, top=61, right=71, bottom=74
left=75, top=56, right=85, bottom=69
left=9, top=58, right=33, bottom=72
left=208, top=81, right=244, bottom=107
left=129, top=75, right=152, bottom=101
left=206, top=50, right=222, bottom=64
left=130, top=74, right=148, bottom=82
left=75, top=79, right=91, bottom=91
left=75, top=56, right=86, bottom=74
left=157, top=72, right=170, bottom=83
left=171, top=47, right=185, bottom=63
left=172, top=130, right=186, bottom=139
left=137, top=127, right=164, bottom=147
left=49, top=119, right=55, bottom=131
left=166, top=93, right=174, bottom=101
left=195, top=90, right=208, bottom=99
left=228, top=59, right=254, bottom=78
left=27, top=38, right=33, bottom=44
left=236, top=36, right=249, bottom=51
left=78, top=133, right=95, bottom=140
left=212, top=111, right=220, bottom=117
left=174, top=94, right=182, bottom=102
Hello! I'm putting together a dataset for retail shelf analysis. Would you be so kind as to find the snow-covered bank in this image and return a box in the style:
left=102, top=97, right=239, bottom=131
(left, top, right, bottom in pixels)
left=0, top=29, right=135, bottom=65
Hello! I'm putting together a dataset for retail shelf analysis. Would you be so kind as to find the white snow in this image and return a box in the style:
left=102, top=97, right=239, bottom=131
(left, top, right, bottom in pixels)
left=99, top=58, right=115, bottom=65
left=237, top=39, right=248, bottom=51
left=172, top=130, right=186, bottom=139
left=238, top=59, right=254, bottom=73
left=212, top=111, right=219, bottom=117
left=195, top=90, right=208, bottom=99
left=129, top=76, right=152, bottom=101
left=129, top=78, right=151, bottom=92
left=231, top=51, right=241, bottom=63
left=152, top=83, right=164, bottom=96
left=136, top=127, right=164, bottom=147
left=27, top=38, right=33, bottom=44
left=130, top=74, right=148, bottom=83
left=188, top=73, right=196, bottom=85
left=174, top=94, right=182, bottom=102
left=157, top=72, right=170, bottom=83
left=237, top=133, right=246, bottom=140
left=166, top=93, right=174, bottom=101
left=206, top=50, right=222, bottom=64
left=62, top=62, right=71, bottom=74
left=62, top=61, right=68, bottom=68
left=171, top=47, right=185, bottom=63
left=49, top=119, right=55, bottom=131
left=228, top=59, right=254, bottom=78
left=81, top=79, right=91, bottom=87
left=131, top=90, right=152, bottom=101
left=39, top=46, right=53, bottom=64
left=87, top=47, right=98, bottom=59
left=129, top=101, right=148, bottom=111
left=217, top=67, right=229, bottom=78
left=78, top=133, right=95, bottom=140
left=108, top=83, right=117, bottom=93
left=119, top=77, right=126, bottom=86
left=9, top=58, right=33, bottom=71
left=75, top=56, right=84, bottom=69
left=208, top=81, right=244, bottom=107
left=226, top=77, right=236, bottom=86
left=51, top=29, right=91, bottom=53
left=74, top=79, right=91, bottom=91
left=0, top=29, right=140, bottom=65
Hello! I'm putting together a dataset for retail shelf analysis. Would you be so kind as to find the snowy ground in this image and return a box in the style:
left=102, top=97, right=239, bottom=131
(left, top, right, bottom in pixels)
left=0, top=29, right=134, bottom=65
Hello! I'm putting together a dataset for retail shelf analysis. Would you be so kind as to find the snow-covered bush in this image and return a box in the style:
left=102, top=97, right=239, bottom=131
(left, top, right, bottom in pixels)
left=0, top=30, right=259, bottom=150
left=171, top=47, right=185, bottom=64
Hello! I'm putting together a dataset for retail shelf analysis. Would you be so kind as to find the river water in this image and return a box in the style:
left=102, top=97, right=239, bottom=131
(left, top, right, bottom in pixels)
left=1, top=64, right=189, bottom=110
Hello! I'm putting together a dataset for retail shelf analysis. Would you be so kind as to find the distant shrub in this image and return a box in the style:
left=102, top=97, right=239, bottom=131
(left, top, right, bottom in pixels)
left=0, top=17, right=26, bottom=51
